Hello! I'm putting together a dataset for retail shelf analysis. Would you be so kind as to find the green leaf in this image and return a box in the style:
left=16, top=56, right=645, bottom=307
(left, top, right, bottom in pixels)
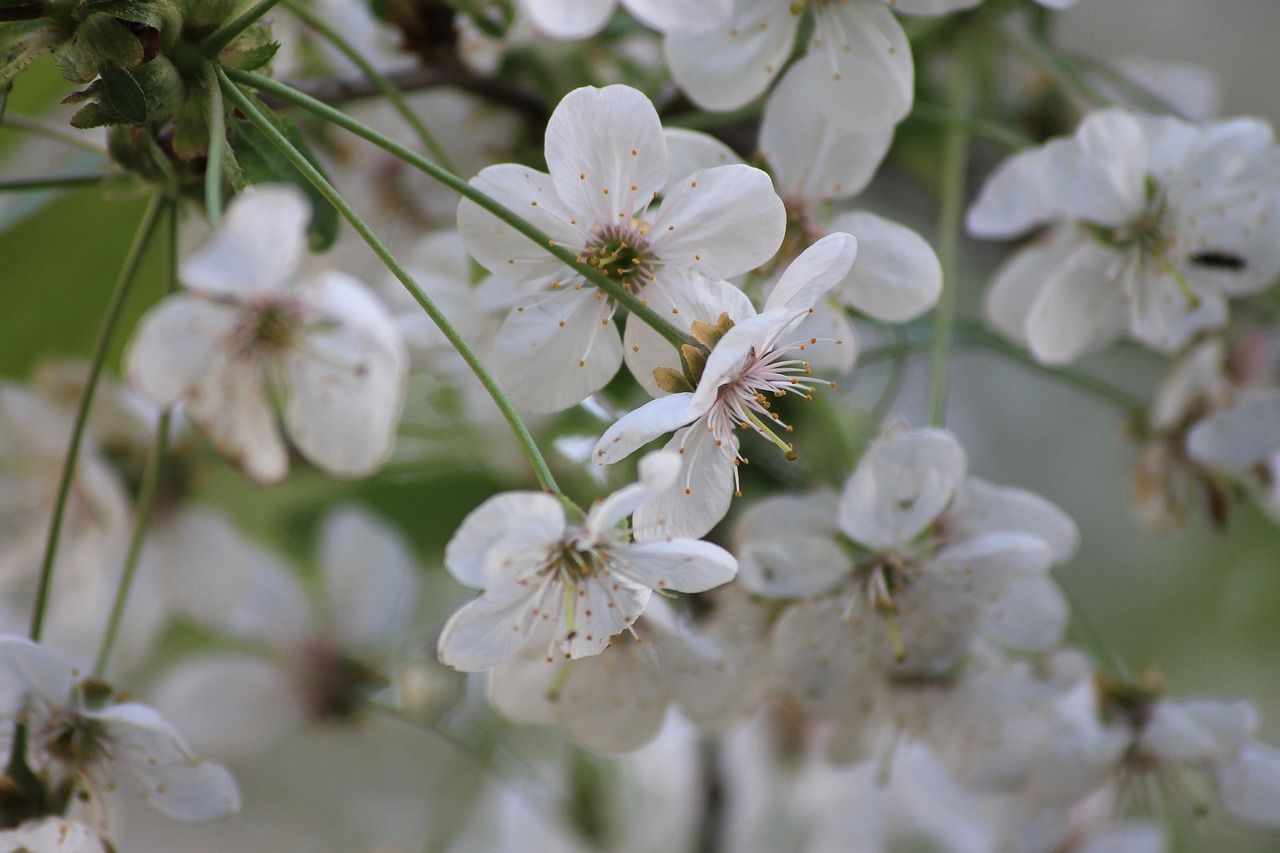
left=54, top=12, right=142, bottom=81
left=224, top=39, right=276, bottom=72
left=98, top=62, right=146, bottom=122
left=230, top=102, right=339, bottom=251
left=1, top=20, right=58, bottom=88
left=131, top=52, right=183, bottom=125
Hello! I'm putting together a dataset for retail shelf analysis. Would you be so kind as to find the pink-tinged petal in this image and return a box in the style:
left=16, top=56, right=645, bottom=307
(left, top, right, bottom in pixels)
left=180, top=186, right=309, bottom=299
left=319, top=506, right=420, bottom=648
left=593, top=393, right=698, bottom=465
left=623, top=0, right=730, bottom=34
left=733, top=491, right=851, bottom=598
left=184, top=352, right=288, bottom=484
left=791, top=1, right=913, bottom=132
left=763, top=232, right=858, bottom=315
left=950, top=477, right=1080, bottom=563
left=831, top=211, right=940, bottom=322
left=760, top=66, right=893, bottom=203
left=446, top=492, right=565, bottom=588
left=661, top=129, right=743, bottom=196
left=664, top=0, right=798, bottom=112
left=457, top=164, right=587, bottom=281
left=1218, top=744, right=1280, bottom=827
left=125, top=297, right=237, bottom=407
left=1023, top=242, right=1129, bottom=364
left=631, top=427, right=736, bottom=541
left=624, top=273, right=754, bottom=398
left=1188, top=390, right=1280, bottom=470
left=838, top=426, right=967, bottom=551
left=437, top=580, right=545, bottom=671
left=967, top=145, right=1061, bottom=239
left=614, top=539, right=737, bottom=591
left=283, top=273, right=409, bottom=478
left=562, top=577, right=649, bottom=658
left=524, top=0, right=615, bottom=39
left=552, top=637, right=669, bottom=753
left=492, top=286, right=624, bottom=413
left=653, top=165, right=786, bottom=279
left=545, top=85, right=667, bottom=223
left=151, top=655, right=300, bottom=758
left=1043, top=109, right=1148, bottom=227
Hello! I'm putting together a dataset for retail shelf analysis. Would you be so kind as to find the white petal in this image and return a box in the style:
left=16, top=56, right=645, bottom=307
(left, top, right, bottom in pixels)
left=983, top=227, right=1087, bottom=346
left=949, top=477, right=1080, bottom=563
left=733, top=491, right=851, bottom=597
left=562, top=577, right=649, bottom=658
left=545, top=85, right=667, bottom=222
left=982, top=576, right=1069, bottom=651
left=623, top=274, right=754, bottom=399
left=614, top=539, right=737, bottom=591
left=653, top=164, right=787, bottom=279
left=838, top=427, right=967, bottom=551
left=457, top=164, right=586, bottom=281
left=689, top=312, right=775, bottom=413
left=764, top=232, right=859, bottom=315
left=492, top=286, right=624, bottom=413
left=967, top=146, right=1060, bottom=239
left=831, top=211, right=941, bottom=322
left=661, top=129, right=743, bottom=196
left=593, top=393, right=698, bottom=465
left=125, top=298, right=237, bottom=406
left=319, top=506, right=420, bottom=648
left=180, top=186, right=309, bottom=299
left=632, top=428, right=736, bottom=540
left=790, top=2, right=913, bottom=132
left=1218, top=744, right=1280, bottom=826
left=1045, top=109, right=1148, bottom=227
left=0, top=818, right=111, bottom=852
left=524, top=0, right=615, bottom=39
left=283, top=273, right=408, bottom=478
left=184, top=352, right=289, bottom=484
left=552, top=638, right=669, bottom=753
left=1023, top=242, right=1129, bottom=364
left=887, top=0, right=982, bottom=14
left=1140, top=699, right=1252, bottom=763
left=1188, top=390, right=1280, bottom=470
left=623, top=0, right=731, bottom=34
left=759, top=69, right=892, bottom=204
left=446, top=492, right=565, bottom=588
left=585, top=450, right=682, bottom=537
left=437, top=581, right=543, bottom=671
left=663, top=0, right=797, bottom=112
left=0, top=636, right=74, bottom=711
left=1125, top=264, right=1227, bottom=351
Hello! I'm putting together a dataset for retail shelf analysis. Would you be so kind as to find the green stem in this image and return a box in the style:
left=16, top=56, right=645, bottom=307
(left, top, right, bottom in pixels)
left=204, top=64, right=226, bottom=225
left=996, top=22, right=1108, bottom=110
left=199, top=0, right=283, bottom=56
left=281, top=0, right=458, bottom=175
left=0, top=173, right=109, bottom=192
left=93, top=410, right=170, bottom=678
left=1054, top=575, right=1136, bottom=684
left=28, top=193, right=165, bottom=643
left=0, top=114, right=108, bottom=153
left=928, top=44, right=973, bottom=428
left=216, top=68, right=562, bottom=495
left=224, top=66, right=697, bottom=352
left=910, top=101, right=1031, bottom=151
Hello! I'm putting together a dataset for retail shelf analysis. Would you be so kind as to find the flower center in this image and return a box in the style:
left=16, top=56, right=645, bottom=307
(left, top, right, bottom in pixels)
left=584, top=225, right=653, bottom=288
left=233, top=298, right=304, bottom=359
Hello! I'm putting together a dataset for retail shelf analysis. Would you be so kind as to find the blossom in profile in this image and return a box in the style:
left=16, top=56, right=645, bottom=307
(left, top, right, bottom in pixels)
left=126, top=186, right=408, bottom=483
left=457, top=83, right=786, bottom=413
left=437, top=452, right=737, bottom=671
left=968, top=109, right=1280, bottom=361
left=0, top=636, right=240, bottom=821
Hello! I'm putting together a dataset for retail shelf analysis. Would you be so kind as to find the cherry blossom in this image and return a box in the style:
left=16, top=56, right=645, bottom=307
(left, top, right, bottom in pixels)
left=125, top=186, right=409, bottom=483
left=437, top=452, right=737, bottom=670
left=457, top=84, right=786, bottom=413
left=520, top=0, right=731, bottom=40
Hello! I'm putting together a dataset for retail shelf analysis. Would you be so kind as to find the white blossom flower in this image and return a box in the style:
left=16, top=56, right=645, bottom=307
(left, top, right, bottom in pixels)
left=1186, top=388, right=1280, bottom=518
left=968, top=109, right=1280, bottom=361
left=0, top=817, right=113, bottom=853
left=593, top=233, right=859, bottom=541
left=0, top=636, right=239, bottom=821
left=520, top=0, right=730, bottom=40
left=457, top=83, right=786, bottom=413
left=437, top=452, right=737, bottom=671
left=125, top=186, right=409, bottom=483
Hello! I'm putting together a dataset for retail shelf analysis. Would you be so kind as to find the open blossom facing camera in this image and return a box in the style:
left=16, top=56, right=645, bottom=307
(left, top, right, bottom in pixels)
left=594, top=233, right=858, bottom=540
left=457, top=83, right=786, bottom=413
left=0, top=637, right=239, bottom=822
left=125, top=187, right=409, bottom=483
left=969, top=109, right=1280, bottom=362
left=437, top=452, right=737, bottom=671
